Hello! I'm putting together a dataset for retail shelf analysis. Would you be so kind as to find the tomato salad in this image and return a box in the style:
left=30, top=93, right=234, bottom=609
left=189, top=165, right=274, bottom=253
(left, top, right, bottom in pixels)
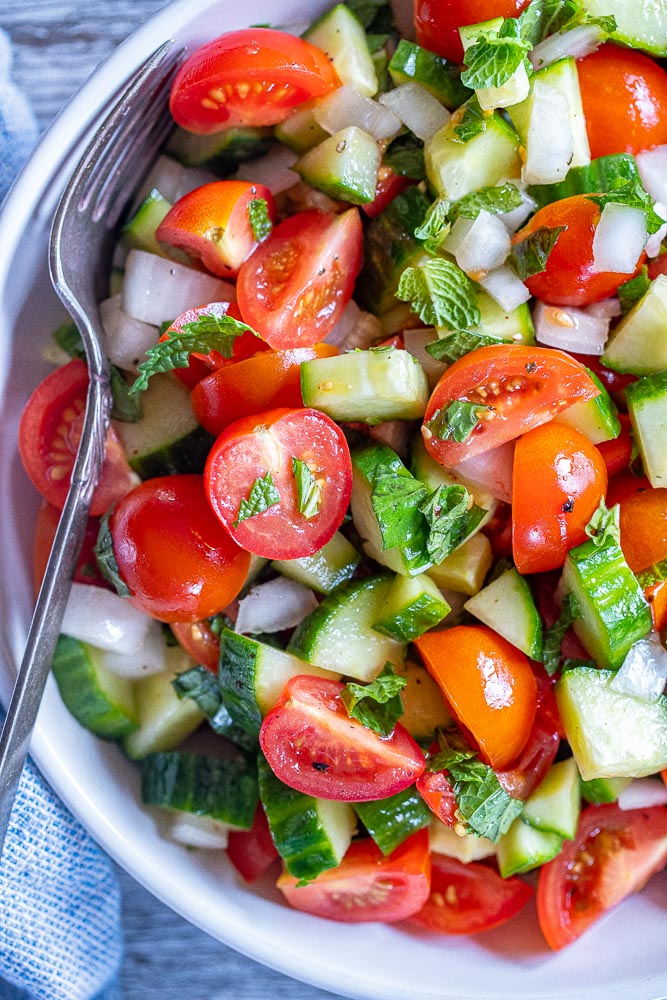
left=20, top=0, right=667, bottom=952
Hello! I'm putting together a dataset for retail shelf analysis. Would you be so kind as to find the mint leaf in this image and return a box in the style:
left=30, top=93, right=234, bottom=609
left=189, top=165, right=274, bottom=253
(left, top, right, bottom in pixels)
left=371, top=464, right=428, bottom=550
left=587, top=179, right=664, bottom=236
left=53, top=321, right=142, bottom=422
left=508, top=225, right=565, bottom=279
left=426, top=330, right=497, bottom=365
left=233, top=471, right=281, bottom=527
left=425, top=399, right=493, bottom=443
left=344, top=0, right=393, bottom=32
left=518, top=0, right=579, bottom=44
left=95, top=509, right=131, bottom=598
left=420, top=483, right=484, bottom=564
left=247, top=197, right=273, bottom=242
left=292, top=457, right=321, bottom=519
left=453, top=99, right=487, bottom=143
left=383, top=133, right=426, bottom=180
left=397, top=257, right=480, bottom=331
left=452, top=182, right=523, bottom=220
left=618, top=265, right=650, bottom=316
left=584, top=498, right=620, bottom=547
left=173, top=665, right=222, bottom=717
left=341, top=663, right=407, bottom=737
left=461, top=21, right=532, bottom=91
left=414, top=197, right=451, bottom=253
left=130, top=310, right=257, bottom=393
left=543, top=592, right=580, bottom=676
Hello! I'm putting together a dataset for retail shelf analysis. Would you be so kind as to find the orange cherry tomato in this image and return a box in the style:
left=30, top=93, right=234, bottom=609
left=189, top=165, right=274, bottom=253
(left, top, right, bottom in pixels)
left=619, top=487, right=667, bottom=573
left=33, top=501, right=105, bottom=596
left=512, top=422, right=608, bottom=574
left=577, top=44, right=667, bottom=158
left=413, top=0, right=530, bottom=64
left=414, top=626, right=538, bottom=770
left=169, top=619, right=221, bottom=673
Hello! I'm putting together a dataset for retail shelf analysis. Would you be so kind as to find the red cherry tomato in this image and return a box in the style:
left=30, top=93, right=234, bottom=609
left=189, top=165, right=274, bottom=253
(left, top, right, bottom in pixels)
left=236, top=209, right=363, bottom=349
left=606, top=469, right=651, bottom=507
left=413, top=0, right=529, bottom=64
left=169, top=28, right=339, bottom=134
left=108, top=473, right=250, bottom=623
left=226, top=805, right=279, bottom=882
left=408, top=853, right=533, bottom=935
left=191, top=343, right=338, bottom=436
left=277, top=830, right=432, bottom=922
left=33, top=501, right=105, bottom=595
left=619, top=486, right=667, bottom=573
left=537, top=803, right=667, bottom=950
left=512, top=422, right=608, bottom=574
left=170, top=619, right=221, bottom=673
left=204, top=407, right=352, bottom=560
left=18, top=359, right=137, bottom=517
left=496, top=668, right=562, bottom=801
left=156, top=181, right=276, bottom=277
left=422, top=345, right=600, bottom=466
left=362, top=167, right=413, bottom=219
left=516, top=196, right=646, bottom=307
left=596, top=414, right=633, bottom=478
left=414, top=626, right=538, bottom=771
left=566, top=352, right=638, bottom=395
left=258, top=675, right=426, bottom=801
left=416, top=762, right=458, bottom=827
left=648, top=254, right=667, bottom=280
left=578, top=44, right=667, bottom=158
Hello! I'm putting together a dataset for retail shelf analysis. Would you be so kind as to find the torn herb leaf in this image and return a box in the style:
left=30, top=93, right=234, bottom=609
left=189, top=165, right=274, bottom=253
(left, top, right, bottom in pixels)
left=426, top=330, right=498, bottom=365
left=247, top=197, right=273, bottom=242
left=508, top=225, right=565, bottom=280
left=542, top=592, right=580, bottom=676
left=420, top=483, right=482, bottom=564
left=584, top=498, right=621, bottom=547
left=370, top=464, right=428, bottom=550
left=292, top=457, right=322, bottom=519
left=341, top=663, right=407, bottom=737
left=397, top=257, right=480, bottom=331
left=425, top=399, right=493, bottom=443
left=452, top=182, right=523, bottom=220
left=461, top=20, right=532, bottom=91
left=234, top=471, right=281, bottom=527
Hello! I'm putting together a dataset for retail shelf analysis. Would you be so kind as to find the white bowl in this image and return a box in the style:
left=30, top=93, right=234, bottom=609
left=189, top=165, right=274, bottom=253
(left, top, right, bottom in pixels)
left=0, top=3, right=665, bottom=997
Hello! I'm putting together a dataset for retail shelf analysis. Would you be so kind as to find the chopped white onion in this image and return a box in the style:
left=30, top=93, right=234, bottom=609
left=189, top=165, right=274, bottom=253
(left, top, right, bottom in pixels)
left=122, top=250, right=235, bottom=326
left=534, top=300, right=610, bottom=355
left=645, top=202, right=667, bottom=258
left=235, top=577, right=319, bottom=635
left=499, top=184, right=537, bottom=234
left=99, top=294, right=159, bottom=372
left=445, top=211, right=511, bottom=274
left=314, top=85, right=402, bottom=142
left=592, top=202, right=647, bottom=274
left=636, top=144, right=667, bottom=205
left=477, top=266, right=531, bottom=312
left=379, top=83, right=450, bottom=142
left=402, top=327, right=445, bottom=389
left=102, top=622, right=171, bottom=678
left=610, top=634, right=667, bottom=703
left=165, top=812, right=232, bottom=850
left=133, top=155, right=217, bottom=209
left=453, top=440, right=515, bottom=504
left=234, top=144, right=300, bottom=195
left=586, top=297, right=622, bottom=321
left=325, top=301, right=383, bottom=350
left=522, top=80, right=574, bottom=185
left=618, top=778, right=667, bottom=811
left=530, top=24, right=606, bottom=71
left=61, top=582, right=156, bottom=655
left=369, top=420, right=413, bottom=462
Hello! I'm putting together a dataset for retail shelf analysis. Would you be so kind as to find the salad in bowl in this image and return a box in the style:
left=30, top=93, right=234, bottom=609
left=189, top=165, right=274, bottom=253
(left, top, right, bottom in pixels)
left=6, top=0, right=667, bottom=994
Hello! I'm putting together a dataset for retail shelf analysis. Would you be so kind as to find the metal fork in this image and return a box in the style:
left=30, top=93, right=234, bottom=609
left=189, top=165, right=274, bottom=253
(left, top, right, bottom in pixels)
left=0, top=39, right=180, bottom=854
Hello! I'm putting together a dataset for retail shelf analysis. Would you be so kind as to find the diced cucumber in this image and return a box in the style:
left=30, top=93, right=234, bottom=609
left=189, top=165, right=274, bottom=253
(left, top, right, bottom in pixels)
left=112, top=372, right=214, bottom=479
left=388, top=39, right=471, bottom=110
left=301, top=347, right=429, bottom=423
left=123, top=190, right=172, bottom=257
left=288, top=574, right=405, bottom=681
left=429, top=821, right=496, bottom=862
left=580, top=774, right=631, bottom=805
left=395, top=660, right=453, bottom=741
left=295, top=126, right=381, bottom=204
left=442, top=288, right=535, bottom=345
left=141, top=751, right=258, bottom=829
left=272, top=531, right=360, bottom=594
left=51, top=635, right=138, bottom=740
left=275, top=98, right=329, bottom=153
left=464, top=567, right=543, bottom=659
left=602, top=275, right=667, bottom=375
left=258, top=754, right=356, bottom=880
left=554, top=369, right=621, bottom=445
left=562, top=538, right=652, bottom=670
left=582, top=0, right=667, bottom=56
left=303, top=4, right=378, bottom=97
left=217, top=629, right=340, bottom=736
left=354, top=788, right=432, bottom=855
left=556, top=666, right=667, bottom=780
left=522, top=758, right=581, bottom=840
left=458, top=17, right=503, bottom=48
left=427, top=532, right=493, bottom=596
left=425, top=99, right=521, bottom=201
left=459, top=19, right=531, bottom=111
left=496, top=818, right=563, bottom=877
left=528, top=153, right=641, bottom=211
left=374, top=573, right=450, bottom=641
left=626, top=372, right=667, bottom=488
left=166, top=126, right=272, bottom=171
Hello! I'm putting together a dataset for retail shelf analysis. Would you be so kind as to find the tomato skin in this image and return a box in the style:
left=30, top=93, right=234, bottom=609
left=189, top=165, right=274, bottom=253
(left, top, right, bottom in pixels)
left=619, top=487, right=667, bottom=573
left=496, top=668, right=562, bottom=800
left=226, top=805, right=279, bottom=882
left=512, top=422, right=608, bottom=574
left=422, top=345, right=600, bottom=466
left=566, top=352, right=638, bottom=396
left=18, top=359, right=137, bottom=517
left=537, top=803, right=667, bottom=950
left=33, top=501, right=106, bottom=595
left=277, top=830, right=431, bottom=922
left=518, top=196, right=645, bottom=307
left=362, top=168, right=413, bottom=219
left=596, top=414, right=632, bottom=478
left=156, top=181, right=275, bottom=277
left=236, top=209, right=363, bottom=349
left=170, top=28, right=339, bottom=135
left=259, top=676, right=426, bottom=801
left=108, top=474, right=250, bottom=623
left=416, top=766, right=458, bottom=827
left=414, top=626, right=538, bottom=770
left=408, top=853, right=533, bottom=935
left=169, top=619, right=221, bottom=673
left=191, top=343, right=338, bottom=436
left=578, top=44, right=667, bottom=158
left=413, top=0, right=529, bottom=63
left=205, top=407, right=352, bottom=560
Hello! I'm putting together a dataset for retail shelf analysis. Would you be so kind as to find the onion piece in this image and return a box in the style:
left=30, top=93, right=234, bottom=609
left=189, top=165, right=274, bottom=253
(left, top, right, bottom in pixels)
left=477, top=266, right=530, bottom=312
left=379, top=83, right=450, bottom=142
left=61, top=582, right=157, bottom=655
left=122, top=249, right=235, bottom=326
left=324, top=300, right=383, bottom=350
left=103, top=625, right=172, bottom=678
left=453, top=440, right=515, bottom=504
left=610, top=634, right=667, bottom=703
left=165, top=812, right=232, bottom=850
left=530, top=24, right=606, bottom=71
left=522, top=80, right=574, bottom=185
left=645, top=202, right=667, bottom=258
left=533, top=300, right=610, bottom=355
left=499, top=183, right=537, bottom=234
left=314, top=85, right=402, bottom=142
left=636, top=144, right=667, bottom=205
left=445, top=211, right=511, bottom=274
left=618, top=779, right=667, bottom=811
left=132, top=154, right=217, bottom=210
left=402, top=327, right=445, bottom=388
left=99, top=294, right=159, bottom=373
left=235, top=577, right=319, bottom=635
left=234, top=144, right=300, bottom=195
left=592, top=202, right=647, bottom=274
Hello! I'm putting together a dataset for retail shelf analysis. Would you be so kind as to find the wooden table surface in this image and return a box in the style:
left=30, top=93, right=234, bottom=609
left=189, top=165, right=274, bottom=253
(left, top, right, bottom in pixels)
left=4, top=3, right=339, bottom=998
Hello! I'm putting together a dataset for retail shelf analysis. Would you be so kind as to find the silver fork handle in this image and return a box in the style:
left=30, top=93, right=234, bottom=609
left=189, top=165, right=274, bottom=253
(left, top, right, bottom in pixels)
left=0, top=372, right=110, bottom=853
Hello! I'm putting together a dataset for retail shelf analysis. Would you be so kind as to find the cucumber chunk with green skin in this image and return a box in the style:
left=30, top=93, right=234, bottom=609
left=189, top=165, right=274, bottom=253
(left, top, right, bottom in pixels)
left=374, top=573, right=450, bottom=641
left=582, top=0, right=667, bottom=56
left=141, top=751, right=258, bottom=829
left=354, top=787, right=432, bottom=855
left=556, top=666, right=667, bottom=780
left=464, top=567, right=543, bottom=660
left=288, top=574, right=406, bottom=681
left=459, top=19, right=531, bottom=111
left=562, top=538, right=652, bottom=670
left=272, top=531, right=360, bottom=594
left=496, top=817, right=563, bottom=878
left=295, top=126, right=381, bottom=205
left=580, top=774, right=631, bottom=805
left=301, top=347, right=430, bottom=424
left=388, top=39, right=471, bottom=109
left=510, top=57, right=590, bottom=172
left=303, top=4, right=378, bottom=97
left=426, top=532, right=493, bottom=597
left=521, top=758, right=581, bottom=841
left=527, top=153, right=641, bottom=211
left=258, top=754, right=356, bottom=880
left=166, top=125, right=272, bottom=171
left=601, top=274, right=667, bottom=375
left=51, top=635, right=138, bottom=740
left=274, top=98, right=329, bottom=153
left=626, top=372, right=667, bottom=488
left=438, top=289, right=535, bottom=346
left=554, top=369, right=621, bottom=445
left=123, top=190, right=172, bottom=257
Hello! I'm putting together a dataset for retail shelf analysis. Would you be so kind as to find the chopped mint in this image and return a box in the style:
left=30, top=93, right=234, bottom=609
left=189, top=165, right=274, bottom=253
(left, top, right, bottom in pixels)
left=426, top=330, right=497, bottom=365
left=461, top=19, right=532, bottom=92
left=397, top=257, right=480, bottom=331
left=543, top=592, right=580, bottom=675
left=618, top=266, right=650, bottom=316
left=452, top=182, right=523, bottom=220
left=341, top=664, right=407, bottom=737
left=508, top=225, right=565, bottom=280
left=425, top=399, right=493, bottom=444
left=420, top=484, right=482, bottom=564
left=292, top=457, right=322, bottom=519
left=370, top=464, right=428, bottom=551
left=247, top=197, right=273, bottom=242
left=584, top=498, right=621, bottom=548
left=586, top=179, right=664, bottom=236
left=452, top=99, right=487, bottom=143
left=234, top=471, right=281, bottom=527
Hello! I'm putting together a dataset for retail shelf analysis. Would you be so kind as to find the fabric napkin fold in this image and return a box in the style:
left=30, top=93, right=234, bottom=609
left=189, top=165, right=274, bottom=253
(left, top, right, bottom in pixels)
left=0, top=28, right=123, bottom=1000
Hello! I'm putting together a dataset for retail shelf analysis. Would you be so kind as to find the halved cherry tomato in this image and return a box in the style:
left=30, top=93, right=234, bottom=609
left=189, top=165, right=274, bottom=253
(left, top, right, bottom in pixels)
left=226, top=805, right=279, bottom=882
left=108, top=473, right=250, bottom=623
left=537, top=803, right=667, bottom=950
left=362, top=167, right=413, bottom=219
left=33, top=501, right=105, bottom=595
left=619, top=487, right=667, bottom=573
left=18, top=359, right=137, bottom=517
left=169, top=28, right=339, bottom=134
left=577, top=44, right=667, bottom=158
left=422, top=345, right=599, bottom=466
left=191, top=343, right=338, bottom=435
left=259, top=675, right=426, bottom=801
left=413, top=0, right=530, bottom=64
left=277, top=830, right=431, bottom=922
left=416, top=755, right=458, bottom=827
left=156, top=181, right=276, bottom=277
left=205, top=407, right=352, bottom=560
left=414, top=626, right=537, bottom=771
left=170, top=619, right=221, bottom=673
left=512, top=422, right=608, bottom=574
left=407, top=853, right=533, bottom=935
left=496, top=668, right=562, bottom=801
left=648, top=254, right=667, bottom=280
left=596, top=414, right=633, bottom=478
left=516, top=195, right=646, bottom=307
left=236, top=209, right=363, bottom=349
